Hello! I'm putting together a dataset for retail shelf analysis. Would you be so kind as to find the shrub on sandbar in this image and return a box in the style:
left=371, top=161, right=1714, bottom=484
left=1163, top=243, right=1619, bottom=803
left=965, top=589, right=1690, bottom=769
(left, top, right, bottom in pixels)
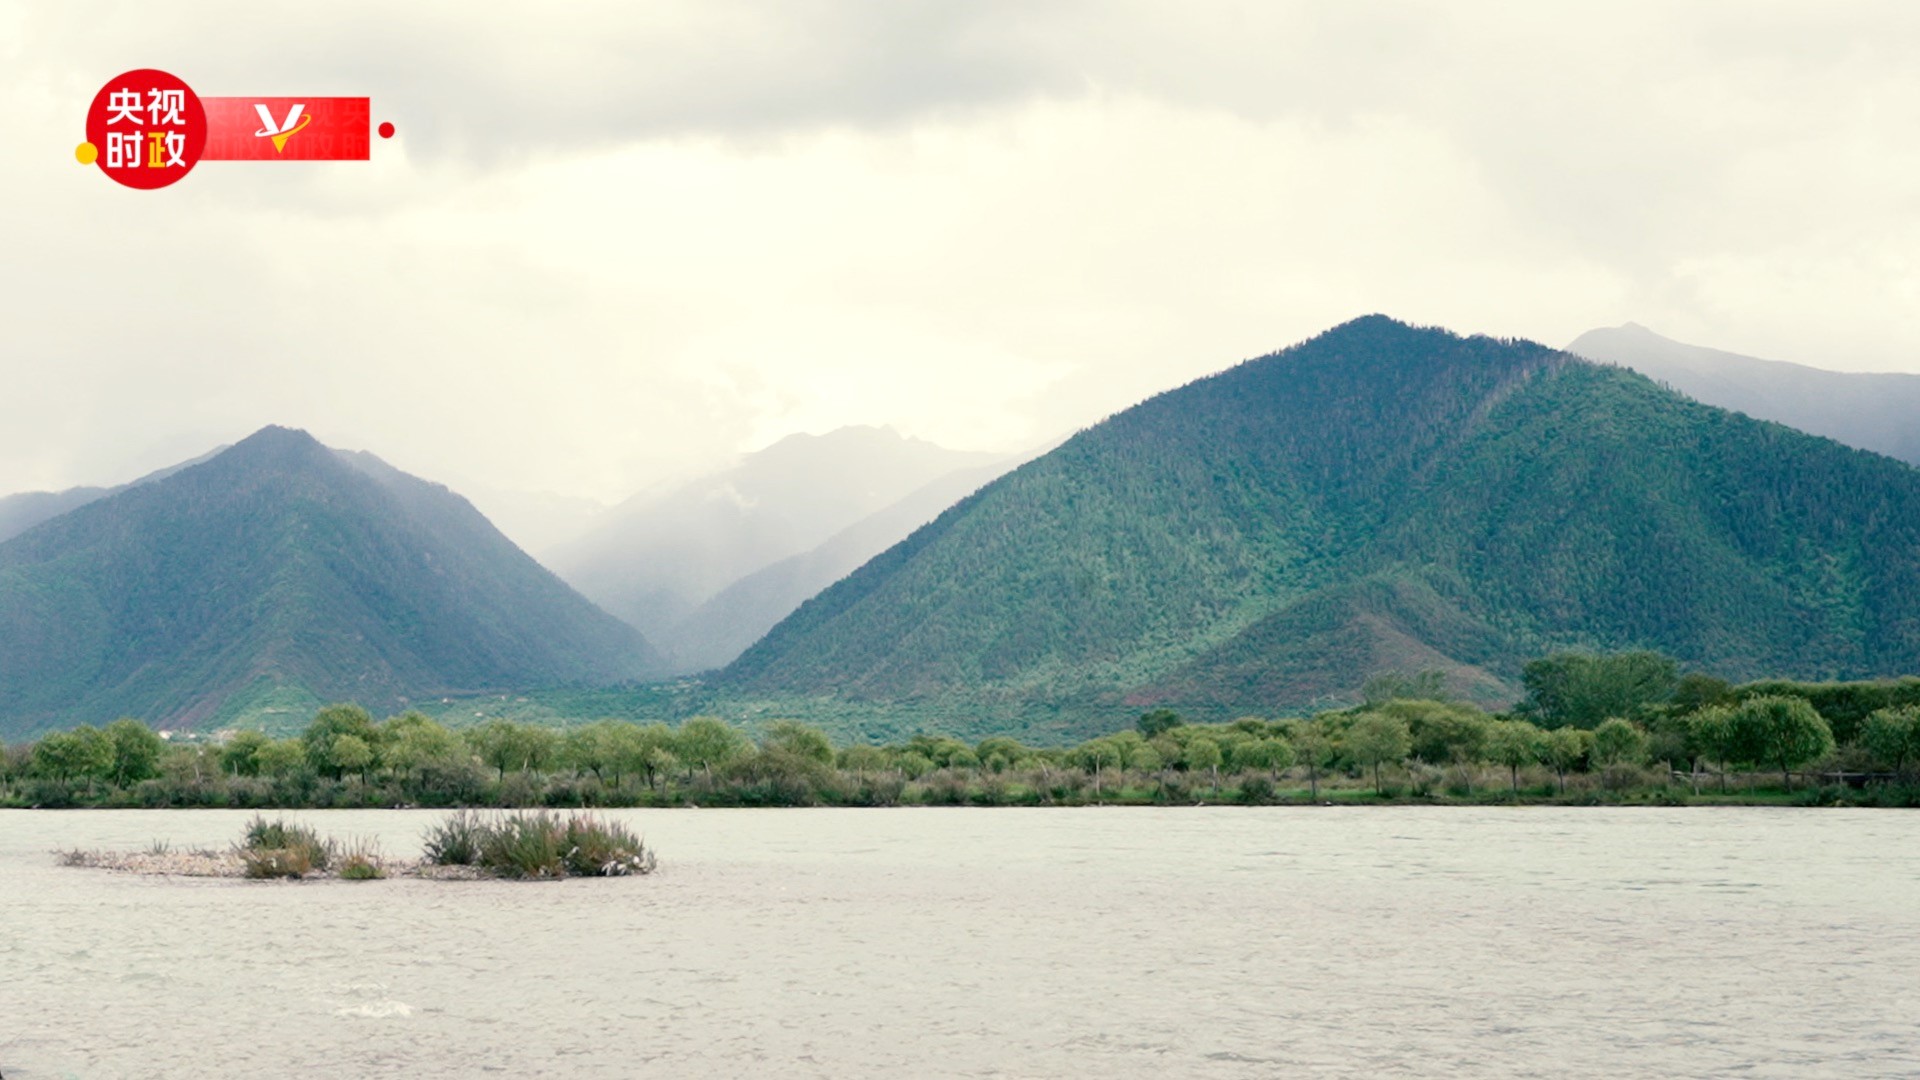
left=424, top=810, right=655, bottom=878
left=422, top=809, right=486, bottom=866
left=236, top=814, right=332, bottom=878
left=337, top=836, right=386, bottom=880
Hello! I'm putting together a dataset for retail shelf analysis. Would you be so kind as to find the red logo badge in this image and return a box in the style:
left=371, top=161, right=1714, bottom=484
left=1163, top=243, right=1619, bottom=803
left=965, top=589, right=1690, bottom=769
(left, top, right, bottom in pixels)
left=80, top=69, right=208, bottom=190
left=79, top=69, right=393, bottom=190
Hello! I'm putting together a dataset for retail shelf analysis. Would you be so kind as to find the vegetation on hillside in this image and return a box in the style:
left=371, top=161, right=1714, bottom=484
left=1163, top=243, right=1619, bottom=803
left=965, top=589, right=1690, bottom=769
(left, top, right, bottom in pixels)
left=9, top=652, right=1919, bottom=810
left=726, top=317, right=1920, bottom=722
left=0, top=425, right=658, bottom=737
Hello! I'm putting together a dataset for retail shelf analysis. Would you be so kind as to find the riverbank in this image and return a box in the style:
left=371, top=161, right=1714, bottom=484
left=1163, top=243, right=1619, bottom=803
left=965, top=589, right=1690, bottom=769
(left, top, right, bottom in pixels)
left=11, top=770, right=1918, bottom=810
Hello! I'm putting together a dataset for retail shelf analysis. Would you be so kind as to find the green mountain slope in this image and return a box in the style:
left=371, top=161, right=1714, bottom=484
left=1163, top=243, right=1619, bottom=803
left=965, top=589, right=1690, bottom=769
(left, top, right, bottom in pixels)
left=0, top=427, right=661, bottom=736
left=724, top=317, right=1920, bottom=725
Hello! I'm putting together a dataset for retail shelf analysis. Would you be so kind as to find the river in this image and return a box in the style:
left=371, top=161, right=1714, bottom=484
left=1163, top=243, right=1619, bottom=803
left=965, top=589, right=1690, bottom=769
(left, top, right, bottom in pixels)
left=1, top=807, right=1915, bottom=1078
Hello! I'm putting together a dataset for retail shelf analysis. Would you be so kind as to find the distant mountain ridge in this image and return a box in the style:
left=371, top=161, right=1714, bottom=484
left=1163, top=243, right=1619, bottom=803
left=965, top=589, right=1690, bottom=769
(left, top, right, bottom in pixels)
left=0, top=449, right=225, bottom=544
left=724, top=317, right=1920, bottom=730
left=549, top=426, right=1007, bottom=673
left=0, top=426, right=659, bottom=737
left=1567, top=323, right=1920, bottom=465
left=671, top=458, right=1020, bottom=672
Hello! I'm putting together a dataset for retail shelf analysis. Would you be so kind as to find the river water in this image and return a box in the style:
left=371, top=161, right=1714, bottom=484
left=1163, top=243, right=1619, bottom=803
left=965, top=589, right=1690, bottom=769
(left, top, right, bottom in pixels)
left=1, top=807, right=1915, bottom=1078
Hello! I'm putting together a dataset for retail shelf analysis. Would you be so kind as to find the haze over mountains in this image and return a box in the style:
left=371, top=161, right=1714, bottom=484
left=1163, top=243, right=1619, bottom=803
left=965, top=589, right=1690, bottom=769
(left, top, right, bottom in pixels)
left=726, top=317, right=1920, bottom=729
left=1568, top=324, right=1920, bottom=465
left=547, top=427, right=1009, bottom=673
left=0, top=427, right=658, bottom=738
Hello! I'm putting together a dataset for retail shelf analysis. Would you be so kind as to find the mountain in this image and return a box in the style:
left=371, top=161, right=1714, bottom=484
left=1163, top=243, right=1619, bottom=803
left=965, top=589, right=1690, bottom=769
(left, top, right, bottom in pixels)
left=670, top=458, right=1018, bottom=673
left=0, top=426, right=660, bottom=737
left=0, top=487, right=108, bottom=544
left=0, top=449, right=225, bottom=544
left=548, top=426, right=1002, bottom=671
left=1567, top=323, right=1920, bottom=465
left=724, top=316, right=1920, bottom=731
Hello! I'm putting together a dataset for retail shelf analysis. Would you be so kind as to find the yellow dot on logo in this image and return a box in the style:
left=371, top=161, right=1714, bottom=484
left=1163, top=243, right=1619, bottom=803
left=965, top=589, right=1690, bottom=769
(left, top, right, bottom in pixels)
left=75, top=141, right=98, bottom=165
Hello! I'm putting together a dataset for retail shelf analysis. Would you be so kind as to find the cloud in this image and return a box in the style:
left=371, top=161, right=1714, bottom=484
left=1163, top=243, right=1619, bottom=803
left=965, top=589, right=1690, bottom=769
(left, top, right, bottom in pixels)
left=3, top=1, right=1917, bottom=502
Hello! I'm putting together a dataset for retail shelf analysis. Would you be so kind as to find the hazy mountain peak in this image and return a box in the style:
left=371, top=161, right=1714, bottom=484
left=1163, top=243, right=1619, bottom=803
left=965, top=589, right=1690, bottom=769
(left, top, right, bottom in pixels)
left=549, top=424, right=1008, bottom=668
left=1568, top=324, right=1920, bottom=465
left=230, top=423, right=326, bottom=453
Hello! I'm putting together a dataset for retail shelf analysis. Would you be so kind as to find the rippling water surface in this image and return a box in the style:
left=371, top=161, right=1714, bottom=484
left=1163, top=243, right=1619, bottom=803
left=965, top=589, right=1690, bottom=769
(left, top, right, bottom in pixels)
left=2, top=807, right=1916, bottom=1078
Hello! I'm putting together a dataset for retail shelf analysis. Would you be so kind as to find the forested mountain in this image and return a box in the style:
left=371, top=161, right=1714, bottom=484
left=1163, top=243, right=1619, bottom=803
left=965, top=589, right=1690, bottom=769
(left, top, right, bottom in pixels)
left=548, top=426, right=1004, bottom=672
left=725, top=317, right=1920, bottom=721
left=1568, top=323, right=1920, bottom=465
left=0, top=450, right=224, bottom=543
left=0, top=427, right=659, bottom=737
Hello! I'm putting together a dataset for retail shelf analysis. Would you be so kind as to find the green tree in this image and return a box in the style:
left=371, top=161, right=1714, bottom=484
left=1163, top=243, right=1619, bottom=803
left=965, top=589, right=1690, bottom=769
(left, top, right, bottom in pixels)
left=609, top=723, right=677, bottom=790
left=1075, top=737, right=1123, bottom=796
left=1536, top=727, right=1590, bottom=794
left=1130, top=745, right=1165, bottom=775
left=975, top=736, right=1026, bottom=773
left=559, top=721, right=618, bottom=783
left=643, top=745, right=680, bottom=791
left=219, top=730, right=271, bottom=777
left=331, top=733, right=375, bottom=780
left=1590, top=718, right=1648, bottom=769
left=0, top=739, right=22, bottom=784
left=1732, top=695, right=1835, bottom=790
left=1232, top=736, right=1295, bottom=778
left=1136, top=708, right=1183, bottom=738
left=254, top=738, right=308, bottom=779
left=1521, top=651, right=1679, bottom=729
left=1183, top=736, right=1223, bottom=795
left=761, top=720, right=834, bottom=765
left=1345, top=713, right=1411, bottom=795
left=103, top=717, right=164, bottom=788
left=1392, top=700, right=1491, bottom=767
left=1861, top=706, right=1920, bottom=779
left=895, top=751, right=936, bottom=780
left=1484, top=719, right=1542, bottom=794
left=1671, top=672, right=1734, bottom=715
left=675, top=716, right=747, bottom=780
left=465, top=720, right=554, bottom=780
left=1288, top=719, right=1334, bottom=800
left=839, top=744, right=889, bottom=777
left=384, top=715, right=466, bottom=785
left=32, top=726, right=113, bottom=786
left=1687, top=706, right=1747, bottom=792
left=303, top=704, right=381, bottom=779
left=1105, top=731, right=1149, bottom=771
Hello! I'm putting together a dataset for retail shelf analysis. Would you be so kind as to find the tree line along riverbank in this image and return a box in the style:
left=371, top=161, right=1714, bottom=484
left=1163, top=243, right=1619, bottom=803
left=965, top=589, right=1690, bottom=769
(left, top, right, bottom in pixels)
left=5, top=653, right=1920, bottom=810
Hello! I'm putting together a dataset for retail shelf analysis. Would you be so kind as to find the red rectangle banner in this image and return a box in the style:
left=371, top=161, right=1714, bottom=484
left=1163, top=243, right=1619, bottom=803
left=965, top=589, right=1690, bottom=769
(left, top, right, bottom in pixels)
left=201, top=97, right=369, bottom=161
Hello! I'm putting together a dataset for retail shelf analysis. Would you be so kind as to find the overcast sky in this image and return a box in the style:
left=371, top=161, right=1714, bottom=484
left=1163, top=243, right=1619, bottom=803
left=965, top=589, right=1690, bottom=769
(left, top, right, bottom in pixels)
left=5, top=1, right=1918, bottom=502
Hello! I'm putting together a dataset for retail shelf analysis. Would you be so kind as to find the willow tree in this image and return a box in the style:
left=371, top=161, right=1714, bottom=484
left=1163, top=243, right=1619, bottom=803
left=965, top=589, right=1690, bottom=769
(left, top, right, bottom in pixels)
left=1732, top=696, right=1834, bottom=790
left=1346, top=713, right=1411, bottom=796
left=1485, top=719, right=1542, bottom=795
left=1861, top=706, right=1920, bottom=780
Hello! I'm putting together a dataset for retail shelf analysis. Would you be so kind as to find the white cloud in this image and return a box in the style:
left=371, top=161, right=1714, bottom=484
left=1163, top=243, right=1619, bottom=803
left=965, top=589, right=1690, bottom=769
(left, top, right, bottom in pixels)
left=2, top=1, right=1916, bottom=499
